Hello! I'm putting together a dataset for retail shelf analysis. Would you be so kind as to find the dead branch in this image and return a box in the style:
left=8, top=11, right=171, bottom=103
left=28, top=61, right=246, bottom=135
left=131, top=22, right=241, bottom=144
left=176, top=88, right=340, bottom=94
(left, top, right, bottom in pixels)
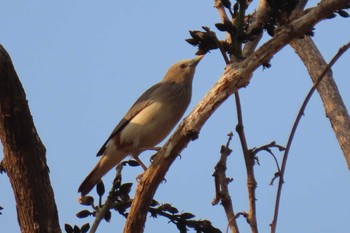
left=290, top=37, right=350, bottom=168
left=212, top=132, right=239, bottom=233
left=270, top=42, right=350, bottom=233
left=234, top=92, right=259, bottom=233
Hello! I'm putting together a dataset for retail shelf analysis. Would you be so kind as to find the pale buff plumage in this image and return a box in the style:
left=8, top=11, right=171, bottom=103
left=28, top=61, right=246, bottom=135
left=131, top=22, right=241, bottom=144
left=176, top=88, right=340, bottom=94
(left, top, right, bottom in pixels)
left=78, top=56, right=203, bottom=196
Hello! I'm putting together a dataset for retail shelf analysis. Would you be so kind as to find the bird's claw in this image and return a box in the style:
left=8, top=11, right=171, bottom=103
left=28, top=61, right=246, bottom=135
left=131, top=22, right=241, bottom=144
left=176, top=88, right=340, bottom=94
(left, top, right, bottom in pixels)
left=136, top=172, right=144, bottom=182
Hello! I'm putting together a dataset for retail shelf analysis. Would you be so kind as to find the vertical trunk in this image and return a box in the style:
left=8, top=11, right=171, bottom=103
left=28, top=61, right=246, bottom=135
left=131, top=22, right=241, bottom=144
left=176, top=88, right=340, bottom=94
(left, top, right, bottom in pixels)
left=0, top=45, right=61, bottom=233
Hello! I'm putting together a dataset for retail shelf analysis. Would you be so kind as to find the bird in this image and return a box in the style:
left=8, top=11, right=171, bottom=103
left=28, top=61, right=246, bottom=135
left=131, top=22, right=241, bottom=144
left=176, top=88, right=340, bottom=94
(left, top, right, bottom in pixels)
left=78, top=55, right=204, bottom=196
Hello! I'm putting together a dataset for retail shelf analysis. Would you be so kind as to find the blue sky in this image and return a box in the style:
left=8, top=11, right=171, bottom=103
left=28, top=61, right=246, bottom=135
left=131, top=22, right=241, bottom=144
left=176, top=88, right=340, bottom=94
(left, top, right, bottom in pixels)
left=1, top=1, right=350, bottom=233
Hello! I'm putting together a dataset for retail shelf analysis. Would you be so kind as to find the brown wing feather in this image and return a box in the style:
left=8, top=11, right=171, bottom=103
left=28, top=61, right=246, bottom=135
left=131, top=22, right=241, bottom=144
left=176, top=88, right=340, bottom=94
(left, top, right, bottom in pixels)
left=96, top=83, right=162, bottom=156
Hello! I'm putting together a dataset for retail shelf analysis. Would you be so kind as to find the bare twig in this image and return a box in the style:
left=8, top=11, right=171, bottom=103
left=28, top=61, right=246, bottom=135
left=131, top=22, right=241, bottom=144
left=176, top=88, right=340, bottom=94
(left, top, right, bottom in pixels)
left=89, top=164, right=123, bottom=233
left=234, top=92, right=259, bottom=233
left=212, top=132, right=239, bottom=233
left=252, top=142, right=285, bottom=155
left=214, top=3, right=259, bottom=231
left=252, top=141, right=285, bottom=175
left=232, top=2, right=276, bottom=229
left=270, top=42, right=350, bottom=233
left=250, top=141, right=285, bottom=185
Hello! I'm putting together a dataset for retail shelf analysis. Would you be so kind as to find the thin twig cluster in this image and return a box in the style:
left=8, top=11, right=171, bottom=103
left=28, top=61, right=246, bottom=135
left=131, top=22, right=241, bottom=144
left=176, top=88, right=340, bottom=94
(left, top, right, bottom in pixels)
left=66, top=161, right=221, bottom=233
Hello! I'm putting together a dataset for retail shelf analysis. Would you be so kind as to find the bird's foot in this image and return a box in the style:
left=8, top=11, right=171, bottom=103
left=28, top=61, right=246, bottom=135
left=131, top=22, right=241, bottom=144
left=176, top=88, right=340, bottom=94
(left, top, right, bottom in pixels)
left=136, top=172, right=144, bottom=182
left=135, top=172, right=167, bottom=183
left=131, top=154, right=148, bottom=171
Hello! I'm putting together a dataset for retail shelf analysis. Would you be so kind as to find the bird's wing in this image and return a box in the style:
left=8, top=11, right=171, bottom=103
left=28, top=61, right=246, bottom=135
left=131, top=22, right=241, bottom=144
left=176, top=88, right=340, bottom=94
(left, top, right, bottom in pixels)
left=96, top=83, right=162, bottom=156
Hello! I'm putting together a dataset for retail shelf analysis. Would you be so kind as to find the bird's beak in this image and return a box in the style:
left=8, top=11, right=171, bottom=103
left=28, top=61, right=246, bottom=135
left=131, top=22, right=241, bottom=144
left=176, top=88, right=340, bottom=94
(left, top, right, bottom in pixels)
left=190, top=55, right=204, bottom=67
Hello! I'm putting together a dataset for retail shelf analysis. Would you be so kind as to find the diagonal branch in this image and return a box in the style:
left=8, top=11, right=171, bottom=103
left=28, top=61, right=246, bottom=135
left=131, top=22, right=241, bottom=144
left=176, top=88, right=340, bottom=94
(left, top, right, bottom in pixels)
left=270, top=41, right=350, bottom=233
left=123, top=1, right=350, bottom=232
left=290, top=37, right=350, bottom=168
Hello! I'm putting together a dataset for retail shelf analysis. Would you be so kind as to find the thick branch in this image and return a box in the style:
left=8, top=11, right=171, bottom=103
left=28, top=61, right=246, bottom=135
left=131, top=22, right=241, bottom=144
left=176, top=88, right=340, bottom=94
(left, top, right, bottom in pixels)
left=123, top=1, right=349, bottom=232
left=0, top=45, right=61, bottom=233
left=290, top=37, right=350, bottom=168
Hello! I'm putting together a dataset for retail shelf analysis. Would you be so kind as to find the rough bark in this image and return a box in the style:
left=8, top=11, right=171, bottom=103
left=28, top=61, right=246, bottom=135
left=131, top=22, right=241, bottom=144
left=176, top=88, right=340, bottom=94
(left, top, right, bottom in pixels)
left=0, top=45, right=61, bottom=233
left=290, top=37, right=350, bottom=168
left=123, top=0, right=350, bottom=232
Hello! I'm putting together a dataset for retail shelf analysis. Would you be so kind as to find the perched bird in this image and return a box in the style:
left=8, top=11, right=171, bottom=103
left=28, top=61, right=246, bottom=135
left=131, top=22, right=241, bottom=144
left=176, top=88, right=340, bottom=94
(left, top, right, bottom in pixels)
left=78, top=55, right=203, bottom=196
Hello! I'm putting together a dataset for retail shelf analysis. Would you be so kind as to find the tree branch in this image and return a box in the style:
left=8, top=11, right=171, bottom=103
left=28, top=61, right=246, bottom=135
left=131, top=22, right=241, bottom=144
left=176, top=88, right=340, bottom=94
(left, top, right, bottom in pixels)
left=243, top=0, right=270, bottom=56
left=214, top=0, right=234, bottom=52
left=234, top=93, right=258, bottom=233
left=290, top=37, right=350, bottom=168
left=212, top=132, right=239, bottom=233
left=89, top=164, right=123, bottom=233
left=123, top=1, right=349, bottom=232
left=270, top=41, right=350, bottom=233
left=0, top=45, right=61, bottom=233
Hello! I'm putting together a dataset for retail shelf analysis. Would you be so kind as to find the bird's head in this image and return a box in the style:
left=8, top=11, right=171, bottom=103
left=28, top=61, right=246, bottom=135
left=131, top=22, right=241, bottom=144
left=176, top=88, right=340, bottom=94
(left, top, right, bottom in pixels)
left=162, top=55, right=204, bottom=84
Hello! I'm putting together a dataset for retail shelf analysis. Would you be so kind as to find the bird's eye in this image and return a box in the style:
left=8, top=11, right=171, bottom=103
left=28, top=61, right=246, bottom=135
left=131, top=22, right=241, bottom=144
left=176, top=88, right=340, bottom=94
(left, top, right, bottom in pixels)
left=179, top=64, right=186, bottom=69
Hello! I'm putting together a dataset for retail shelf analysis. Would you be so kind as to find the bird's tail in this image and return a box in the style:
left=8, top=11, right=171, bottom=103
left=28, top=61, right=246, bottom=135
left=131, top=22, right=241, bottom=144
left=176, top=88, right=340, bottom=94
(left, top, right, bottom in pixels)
left=78, top=150, right=126, bottom=196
